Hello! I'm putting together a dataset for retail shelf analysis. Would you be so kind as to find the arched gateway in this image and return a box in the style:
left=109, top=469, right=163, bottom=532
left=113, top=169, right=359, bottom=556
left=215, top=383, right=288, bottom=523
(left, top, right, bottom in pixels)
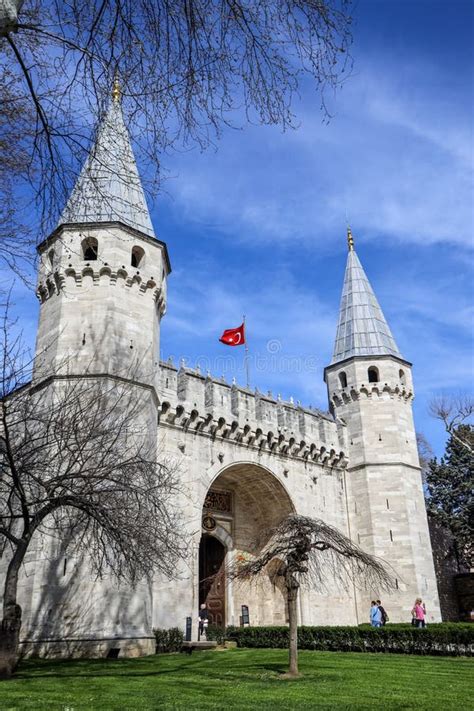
left=5, top=92, right=442, bottom=661
left=199, top=463, right=295, bottom=628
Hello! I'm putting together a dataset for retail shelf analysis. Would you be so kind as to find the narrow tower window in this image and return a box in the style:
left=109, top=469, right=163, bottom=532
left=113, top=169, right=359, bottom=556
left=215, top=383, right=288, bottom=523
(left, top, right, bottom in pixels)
left=131, top=246, right=145, bottom=268
left=399, top=369, right=406, bottom=385
left=48, top=249, right=55, bottom=268
left=81, top=237, right=98, bottom=261
left=339, top=371, right=347, bottom=388
left=368, top=366, right=379, bottom=383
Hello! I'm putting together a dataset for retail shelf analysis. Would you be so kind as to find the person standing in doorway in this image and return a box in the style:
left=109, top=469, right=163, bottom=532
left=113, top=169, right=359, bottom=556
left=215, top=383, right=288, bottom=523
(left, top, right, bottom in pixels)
left=370, top=600, right=382, bottom=627
left=198, top=603, right=209, bottom=639
left=376, top=599, right=389, bottom=625
left=411, top=598, right=426, bottom=628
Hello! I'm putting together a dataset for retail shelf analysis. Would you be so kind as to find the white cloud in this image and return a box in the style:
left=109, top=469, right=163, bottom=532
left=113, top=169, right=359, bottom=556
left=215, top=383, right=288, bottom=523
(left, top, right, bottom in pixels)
left=156, top=57, right=473, bottom=253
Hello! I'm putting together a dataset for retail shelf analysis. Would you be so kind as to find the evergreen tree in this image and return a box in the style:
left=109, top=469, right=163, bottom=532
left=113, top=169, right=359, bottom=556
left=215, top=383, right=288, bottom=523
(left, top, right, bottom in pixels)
left=426, top=425, right=474, bottom=570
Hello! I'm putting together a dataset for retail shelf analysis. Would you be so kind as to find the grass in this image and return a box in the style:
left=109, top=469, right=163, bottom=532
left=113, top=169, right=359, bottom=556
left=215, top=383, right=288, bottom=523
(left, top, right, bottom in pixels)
left=2, top=648, right=473, bottom=710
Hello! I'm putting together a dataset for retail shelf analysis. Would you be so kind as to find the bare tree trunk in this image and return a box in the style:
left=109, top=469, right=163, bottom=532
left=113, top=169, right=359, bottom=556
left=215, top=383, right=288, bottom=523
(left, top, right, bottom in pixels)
left=286, top=576, right=300, bottom=677
left=0, top=541, right=26, bottom=679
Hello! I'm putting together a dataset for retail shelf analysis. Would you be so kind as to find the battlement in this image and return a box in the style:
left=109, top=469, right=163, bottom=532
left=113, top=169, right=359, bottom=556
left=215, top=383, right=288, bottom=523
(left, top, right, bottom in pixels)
left=36, top=223, right=168, bottom=317
left=157, top=360, right=348, bottom=467
left=325, top=355, right=415, bottom=408
left=37, top=263, right=165, bottom=319
left=330, top=382, right=414, bottom=407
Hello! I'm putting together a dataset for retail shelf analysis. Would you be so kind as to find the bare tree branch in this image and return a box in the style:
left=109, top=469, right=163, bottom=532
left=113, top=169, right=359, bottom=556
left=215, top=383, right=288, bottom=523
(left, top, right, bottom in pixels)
left=226, top=514, right=395, bottom=676
left=0, top=0, right=353, bottom=265
left=429, top=394, right=474, bottom=454
left=0, top=303, right=186, bottom=677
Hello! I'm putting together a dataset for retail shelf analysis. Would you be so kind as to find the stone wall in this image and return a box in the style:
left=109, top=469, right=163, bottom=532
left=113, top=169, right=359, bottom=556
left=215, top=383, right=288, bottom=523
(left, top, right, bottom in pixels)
left=152, top=361, right=355, bottom=635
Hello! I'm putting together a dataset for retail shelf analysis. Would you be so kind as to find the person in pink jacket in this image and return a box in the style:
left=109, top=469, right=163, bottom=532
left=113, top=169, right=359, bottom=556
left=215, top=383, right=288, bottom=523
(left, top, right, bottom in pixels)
left=411, top=598, right=426, bottom=628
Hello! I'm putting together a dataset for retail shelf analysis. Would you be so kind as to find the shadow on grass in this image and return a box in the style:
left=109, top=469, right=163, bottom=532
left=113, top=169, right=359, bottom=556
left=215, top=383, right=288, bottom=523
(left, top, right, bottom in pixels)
left=13, top=651, right=336, bottom=685
left=15, top=655, right=210, bottom=680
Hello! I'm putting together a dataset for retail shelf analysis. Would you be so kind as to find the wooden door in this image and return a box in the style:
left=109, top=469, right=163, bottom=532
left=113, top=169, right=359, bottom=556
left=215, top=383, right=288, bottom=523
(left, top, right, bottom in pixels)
left=199, top=534, right=226, bottom=627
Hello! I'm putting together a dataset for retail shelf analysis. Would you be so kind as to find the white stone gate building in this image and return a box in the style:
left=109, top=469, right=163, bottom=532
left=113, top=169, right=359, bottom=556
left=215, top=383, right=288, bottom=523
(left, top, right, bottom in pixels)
left=1, top=93, right=441, bottom=657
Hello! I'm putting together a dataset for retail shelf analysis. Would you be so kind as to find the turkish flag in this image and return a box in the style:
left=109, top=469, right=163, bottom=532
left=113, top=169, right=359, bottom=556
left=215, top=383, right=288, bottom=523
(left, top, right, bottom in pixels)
left=219, top=323, right=245, bottom=346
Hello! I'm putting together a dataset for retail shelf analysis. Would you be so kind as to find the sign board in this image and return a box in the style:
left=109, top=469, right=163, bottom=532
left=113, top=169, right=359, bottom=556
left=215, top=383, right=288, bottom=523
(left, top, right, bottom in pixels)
left=185, top=616, right=192, bottom=641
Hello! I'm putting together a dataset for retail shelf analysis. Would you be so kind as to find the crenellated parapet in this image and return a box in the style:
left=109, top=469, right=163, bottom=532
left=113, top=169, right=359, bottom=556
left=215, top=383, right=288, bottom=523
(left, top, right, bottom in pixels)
left=330, top=381, right=414, bottom=408
left=158, top=361, right=348, bottom=468
left=36, top=265, right=165, bottom=315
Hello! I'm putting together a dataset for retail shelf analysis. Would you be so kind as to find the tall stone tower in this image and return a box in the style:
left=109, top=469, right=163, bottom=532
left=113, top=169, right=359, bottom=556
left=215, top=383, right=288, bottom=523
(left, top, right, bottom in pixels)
left=34, top=83, right=169, bottom=388
left=27, top=84, right=170, bottom=654
left=324, top=229, right=441, bottom=622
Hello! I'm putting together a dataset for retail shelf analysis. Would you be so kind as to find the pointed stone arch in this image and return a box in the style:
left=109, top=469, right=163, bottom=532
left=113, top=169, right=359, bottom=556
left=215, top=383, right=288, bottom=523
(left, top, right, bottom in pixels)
left=200, top=462, right=295, bottom=627
left=205, top=461, right=295, bottom=533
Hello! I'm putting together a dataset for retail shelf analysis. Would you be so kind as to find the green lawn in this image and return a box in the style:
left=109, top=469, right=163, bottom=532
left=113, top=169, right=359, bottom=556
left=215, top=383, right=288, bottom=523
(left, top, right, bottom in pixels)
left=2, top=649, right=473, bottom=711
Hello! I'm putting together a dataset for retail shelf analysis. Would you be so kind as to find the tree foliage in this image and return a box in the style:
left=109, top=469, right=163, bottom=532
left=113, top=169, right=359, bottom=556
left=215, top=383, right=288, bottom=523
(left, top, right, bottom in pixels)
left=425, top=425, right=474, bottom=570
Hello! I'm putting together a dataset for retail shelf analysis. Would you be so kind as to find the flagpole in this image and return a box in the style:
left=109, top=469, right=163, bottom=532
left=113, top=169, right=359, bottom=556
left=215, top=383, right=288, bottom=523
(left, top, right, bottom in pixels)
left=243, top=314, right=250, bottom=389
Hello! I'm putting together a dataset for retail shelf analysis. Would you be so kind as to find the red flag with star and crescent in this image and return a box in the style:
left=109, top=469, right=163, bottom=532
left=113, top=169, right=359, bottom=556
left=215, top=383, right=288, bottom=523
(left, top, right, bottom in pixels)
left=219, top=323, right=245, bottom=346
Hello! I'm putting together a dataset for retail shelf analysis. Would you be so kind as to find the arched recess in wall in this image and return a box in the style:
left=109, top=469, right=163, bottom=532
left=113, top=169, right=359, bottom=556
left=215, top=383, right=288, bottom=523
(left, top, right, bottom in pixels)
left=339, top=371, right=347, bottom=388
left=205, top=462, right=295, bottom=535
left=399, top=369, right=406, bottom=385
left=368, top=366, right=379, bottom=383
left=131, top=245, right=145, bottom=268
left=81, top=237, right=98, bottom=261
left=200, top=463, right=295, bottom=627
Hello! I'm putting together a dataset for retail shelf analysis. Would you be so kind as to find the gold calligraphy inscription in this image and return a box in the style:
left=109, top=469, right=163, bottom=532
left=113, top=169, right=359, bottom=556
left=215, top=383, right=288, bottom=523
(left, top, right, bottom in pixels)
left=204, top=489, right=232, bottom=513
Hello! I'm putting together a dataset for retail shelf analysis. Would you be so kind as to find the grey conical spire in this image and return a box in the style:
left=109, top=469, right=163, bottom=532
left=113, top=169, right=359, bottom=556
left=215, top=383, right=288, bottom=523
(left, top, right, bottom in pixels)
left=59, top=82, right=154, bottom=237
left=331, top=229, right=402, bottom=364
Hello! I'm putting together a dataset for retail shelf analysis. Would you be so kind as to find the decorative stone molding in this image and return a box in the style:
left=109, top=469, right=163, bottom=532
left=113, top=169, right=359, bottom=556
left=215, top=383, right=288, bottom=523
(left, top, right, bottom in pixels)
left=331, top=382, right=414, bottom=407
left=37, top=266, right=164, bottom=313
left=160, top=400, right=348, bottom=469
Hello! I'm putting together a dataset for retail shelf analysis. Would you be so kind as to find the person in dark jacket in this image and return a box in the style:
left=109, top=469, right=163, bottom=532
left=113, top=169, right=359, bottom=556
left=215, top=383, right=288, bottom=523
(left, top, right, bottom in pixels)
left=376, top=599, right=389, bottom=625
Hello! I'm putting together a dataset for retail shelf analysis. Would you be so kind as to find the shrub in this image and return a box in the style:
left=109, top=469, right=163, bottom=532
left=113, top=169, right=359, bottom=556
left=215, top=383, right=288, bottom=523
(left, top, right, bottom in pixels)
left=206, top=624, right=226, bottom=645
left=224, top=624, right=474, bottom=657
left=153, top=627, right=184, bottom=653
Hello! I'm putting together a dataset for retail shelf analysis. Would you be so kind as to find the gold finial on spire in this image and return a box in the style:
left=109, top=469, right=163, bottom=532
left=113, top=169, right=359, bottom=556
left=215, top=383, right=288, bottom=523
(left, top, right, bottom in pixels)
left=112, top=72, right=121, bottom=103
left=347, top=226, right=354, bottom=251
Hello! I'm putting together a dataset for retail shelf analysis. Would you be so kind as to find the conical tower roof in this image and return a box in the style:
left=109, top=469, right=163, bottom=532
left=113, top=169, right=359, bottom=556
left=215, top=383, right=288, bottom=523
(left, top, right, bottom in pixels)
left=331, top=230, right=402, bottom=364
left=59, top=88, right=154, bottom=237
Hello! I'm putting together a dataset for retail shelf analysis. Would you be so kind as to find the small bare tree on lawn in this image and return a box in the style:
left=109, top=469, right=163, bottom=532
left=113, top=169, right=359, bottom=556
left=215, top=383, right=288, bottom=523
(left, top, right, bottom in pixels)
left=229, top=515, right=395, bottom=678
left=0, top=313, right=185, bottom=678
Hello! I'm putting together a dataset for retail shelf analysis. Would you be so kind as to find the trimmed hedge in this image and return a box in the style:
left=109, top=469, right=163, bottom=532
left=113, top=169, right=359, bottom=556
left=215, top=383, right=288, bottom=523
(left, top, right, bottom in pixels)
left=206, top=624, right=227, bottom=645
left=154, top=627, right=184, bottom=653
left=224, top=624, right=474, bottom=656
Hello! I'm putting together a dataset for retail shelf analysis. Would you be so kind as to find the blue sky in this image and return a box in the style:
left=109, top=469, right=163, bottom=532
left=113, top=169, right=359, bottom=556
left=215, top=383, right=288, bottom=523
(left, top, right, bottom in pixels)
left=6, top=0, right=474, bottom=456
